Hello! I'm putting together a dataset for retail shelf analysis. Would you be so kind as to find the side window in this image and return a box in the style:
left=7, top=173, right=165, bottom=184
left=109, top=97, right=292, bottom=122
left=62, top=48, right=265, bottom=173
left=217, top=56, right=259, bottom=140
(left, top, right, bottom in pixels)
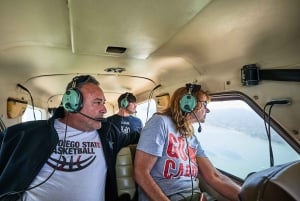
left=22, top=106, right=46, bottom=122
left=195, top=97, right=299, bottom=179
left=135, top=99, right=157, bottom=126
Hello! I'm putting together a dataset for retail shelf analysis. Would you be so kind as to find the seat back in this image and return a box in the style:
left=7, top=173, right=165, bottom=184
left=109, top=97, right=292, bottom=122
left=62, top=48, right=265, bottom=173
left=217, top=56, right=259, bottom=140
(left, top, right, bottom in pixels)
left=116, top=144, right=137, bottom=200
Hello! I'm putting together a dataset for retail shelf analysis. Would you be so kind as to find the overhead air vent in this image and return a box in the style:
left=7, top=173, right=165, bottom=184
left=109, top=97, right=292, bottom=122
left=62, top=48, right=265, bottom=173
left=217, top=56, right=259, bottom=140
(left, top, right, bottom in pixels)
left=106, top=46, right=127, bottom=54
left=104, top=67, right=126, bottom=73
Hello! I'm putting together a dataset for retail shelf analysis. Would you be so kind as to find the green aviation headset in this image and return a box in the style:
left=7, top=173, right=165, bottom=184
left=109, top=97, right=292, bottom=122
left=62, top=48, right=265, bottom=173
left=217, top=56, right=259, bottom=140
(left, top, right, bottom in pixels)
left=61, top=76, right=87, bottom=112
left=179, top=83, right=201, bottom=113
left=120, top=92, right=130, bottom=108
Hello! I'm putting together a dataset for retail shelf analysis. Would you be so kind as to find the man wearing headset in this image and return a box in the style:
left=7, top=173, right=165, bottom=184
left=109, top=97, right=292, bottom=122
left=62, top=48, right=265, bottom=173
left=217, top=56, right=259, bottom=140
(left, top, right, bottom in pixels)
left=134, top=84, right=241, bottom=201
left=0, top=75, right=140, bottom=201
left=108, top=92, right=143, bottom=136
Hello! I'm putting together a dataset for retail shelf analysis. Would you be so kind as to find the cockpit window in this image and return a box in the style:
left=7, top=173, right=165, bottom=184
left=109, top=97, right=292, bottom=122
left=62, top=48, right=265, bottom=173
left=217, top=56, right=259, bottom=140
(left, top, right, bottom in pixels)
left=22, top=106, right=45, bottom=122
left=195, top=98, right=299, bottom=179
left=135, top=99, right=157, bottom=126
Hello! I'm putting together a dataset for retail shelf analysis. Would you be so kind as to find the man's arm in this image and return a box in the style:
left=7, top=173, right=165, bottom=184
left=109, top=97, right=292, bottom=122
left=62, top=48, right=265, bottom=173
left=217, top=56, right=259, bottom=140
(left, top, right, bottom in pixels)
left=134, top=150, right=170, bottom=201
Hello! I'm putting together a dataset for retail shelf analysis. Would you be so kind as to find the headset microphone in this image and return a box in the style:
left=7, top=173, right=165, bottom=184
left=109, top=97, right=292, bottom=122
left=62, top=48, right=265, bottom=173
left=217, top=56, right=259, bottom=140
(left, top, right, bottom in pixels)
left=78, top=111, right=107, bottom=122
left=63, top=102, right=107, bottom=122
left=192, top=111, right=202, bottom=133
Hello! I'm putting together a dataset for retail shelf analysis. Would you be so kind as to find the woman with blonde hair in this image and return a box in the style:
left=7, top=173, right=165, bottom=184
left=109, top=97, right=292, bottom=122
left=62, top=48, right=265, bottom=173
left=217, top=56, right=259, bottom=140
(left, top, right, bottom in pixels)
left=134, top=84, right=240, bottom=201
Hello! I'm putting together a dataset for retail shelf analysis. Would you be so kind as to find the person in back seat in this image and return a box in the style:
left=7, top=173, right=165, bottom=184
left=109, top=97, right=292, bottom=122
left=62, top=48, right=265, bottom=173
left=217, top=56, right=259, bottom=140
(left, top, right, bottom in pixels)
left=0, top=75, right=140, bottom=201
left=108, top=92, right=143, bottom=136
left=134, top=84, right=241, bottom=201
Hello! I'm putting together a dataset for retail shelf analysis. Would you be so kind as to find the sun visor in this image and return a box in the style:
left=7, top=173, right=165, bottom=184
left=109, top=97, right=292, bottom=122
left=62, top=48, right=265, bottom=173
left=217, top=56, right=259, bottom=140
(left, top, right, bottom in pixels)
left=156, top=93, right=170, bottom=113
left=7, top=97, right=28, bottom=119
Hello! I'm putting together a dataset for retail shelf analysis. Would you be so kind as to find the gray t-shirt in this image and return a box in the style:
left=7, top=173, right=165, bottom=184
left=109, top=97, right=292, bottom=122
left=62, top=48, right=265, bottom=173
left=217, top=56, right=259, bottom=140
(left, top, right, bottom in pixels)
left=137, top=114, right=207, bottom=201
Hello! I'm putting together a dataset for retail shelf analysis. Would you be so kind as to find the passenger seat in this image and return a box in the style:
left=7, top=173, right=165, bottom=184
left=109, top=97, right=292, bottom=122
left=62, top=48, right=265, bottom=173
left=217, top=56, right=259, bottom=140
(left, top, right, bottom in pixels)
left=116, top=144, right=137, bottom=201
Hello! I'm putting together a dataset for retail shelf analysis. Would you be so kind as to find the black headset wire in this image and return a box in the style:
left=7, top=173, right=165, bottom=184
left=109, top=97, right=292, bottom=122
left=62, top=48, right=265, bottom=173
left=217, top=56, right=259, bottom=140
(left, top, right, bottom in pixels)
left=146, top=84, right=161, bottom=122
left=146, top=89, right=155, bottom=122
left=263, top=104, right=274, bottom=167
left=185, top=136, right=194, bottom=201
left=17, top=84, right=36, bottom=121
left=0, top=113, right=69, bottom=200
left=182, top=122, right=194, bottom=201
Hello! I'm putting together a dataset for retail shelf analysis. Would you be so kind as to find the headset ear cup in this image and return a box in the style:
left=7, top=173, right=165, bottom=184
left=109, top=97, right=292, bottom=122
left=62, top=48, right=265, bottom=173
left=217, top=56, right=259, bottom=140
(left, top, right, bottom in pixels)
left=180, top=94, right=197, bottom=113
left=120, top=97, right=129, bottom=108
left=62, top=89, right=83, bottom=112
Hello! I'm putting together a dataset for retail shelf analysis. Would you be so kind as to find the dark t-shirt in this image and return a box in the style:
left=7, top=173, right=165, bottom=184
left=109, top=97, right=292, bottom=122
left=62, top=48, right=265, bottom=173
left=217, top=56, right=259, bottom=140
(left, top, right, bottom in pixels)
left=107, top=114, right=143, bottom=135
